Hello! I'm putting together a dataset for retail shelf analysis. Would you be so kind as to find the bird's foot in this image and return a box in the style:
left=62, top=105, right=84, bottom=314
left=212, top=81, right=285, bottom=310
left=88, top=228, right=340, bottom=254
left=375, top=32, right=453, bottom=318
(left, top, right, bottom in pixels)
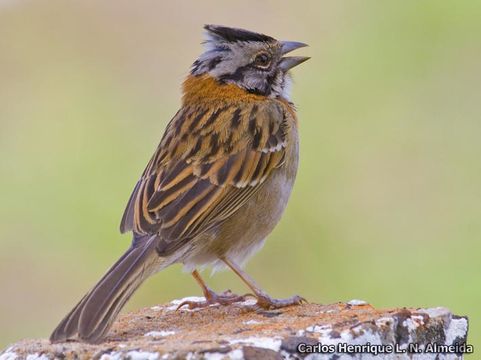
left=176, top=289, right=255, bottom=310
left=254, top=292, right=307, bottom=310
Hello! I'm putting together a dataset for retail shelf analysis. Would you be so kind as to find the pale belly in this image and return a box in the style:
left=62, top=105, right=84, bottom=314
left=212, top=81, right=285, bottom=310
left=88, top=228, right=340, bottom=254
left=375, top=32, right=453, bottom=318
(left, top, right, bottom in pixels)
left=181, top=127, right=299, bottom=272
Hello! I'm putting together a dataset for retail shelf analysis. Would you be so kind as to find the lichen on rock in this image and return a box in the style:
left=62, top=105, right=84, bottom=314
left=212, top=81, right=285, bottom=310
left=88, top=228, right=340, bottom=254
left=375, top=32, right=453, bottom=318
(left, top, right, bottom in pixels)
left=0, top=297, right=470, bottom=360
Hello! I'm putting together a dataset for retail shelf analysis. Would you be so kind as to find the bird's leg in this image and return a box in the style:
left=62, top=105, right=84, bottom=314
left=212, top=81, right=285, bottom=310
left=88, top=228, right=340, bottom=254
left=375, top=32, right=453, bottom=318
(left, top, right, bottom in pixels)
left=176, top=270, right=253, bottom=310
left=222, top=257, right=307, bottom=310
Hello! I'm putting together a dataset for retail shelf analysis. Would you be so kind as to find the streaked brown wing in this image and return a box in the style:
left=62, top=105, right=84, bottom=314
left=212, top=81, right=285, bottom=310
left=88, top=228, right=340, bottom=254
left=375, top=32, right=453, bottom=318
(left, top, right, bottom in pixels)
left=120, top=99, right=289, bottom=253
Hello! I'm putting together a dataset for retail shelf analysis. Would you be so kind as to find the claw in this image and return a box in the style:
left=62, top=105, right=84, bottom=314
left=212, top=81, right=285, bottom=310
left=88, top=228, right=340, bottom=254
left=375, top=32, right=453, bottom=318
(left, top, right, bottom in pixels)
left=255, top=294, right=307, bottom=310
left=175, top=291, right=251, bottom=311
left=242, top=293, right=257, bottom=299
left=176, top=300, right=199, bottom=311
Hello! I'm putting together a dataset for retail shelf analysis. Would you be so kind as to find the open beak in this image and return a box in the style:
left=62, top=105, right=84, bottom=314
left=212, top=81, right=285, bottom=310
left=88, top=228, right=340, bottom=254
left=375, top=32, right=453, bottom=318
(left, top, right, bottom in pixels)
left=279, top=41, right=310, bottom=71
left=281, top=41, right=308, bottom=55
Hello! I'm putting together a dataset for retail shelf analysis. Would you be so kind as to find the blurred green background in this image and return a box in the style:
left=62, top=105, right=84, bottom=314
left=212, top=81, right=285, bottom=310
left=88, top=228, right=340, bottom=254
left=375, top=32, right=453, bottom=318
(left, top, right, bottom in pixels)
left=1, top=0, right=480, bottom=351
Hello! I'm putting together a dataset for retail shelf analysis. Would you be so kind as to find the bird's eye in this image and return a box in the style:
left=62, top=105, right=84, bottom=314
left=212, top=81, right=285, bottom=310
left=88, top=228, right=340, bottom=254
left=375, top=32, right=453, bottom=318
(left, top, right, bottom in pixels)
left=253, top=52, right=271, bottom=69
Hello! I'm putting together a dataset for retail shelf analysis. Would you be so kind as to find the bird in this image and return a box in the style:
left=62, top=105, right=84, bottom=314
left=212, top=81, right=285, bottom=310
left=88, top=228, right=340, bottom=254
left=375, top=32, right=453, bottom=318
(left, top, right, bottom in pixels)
left=50, top=24, right=309, bottom=344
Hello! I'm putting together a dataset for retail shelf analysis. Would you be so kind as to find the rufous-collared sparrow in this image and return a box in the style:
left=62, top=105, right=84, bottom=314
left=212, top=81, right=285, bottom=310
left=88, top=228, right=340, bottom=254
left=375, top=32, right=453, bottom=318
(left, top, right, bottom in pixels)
left=50, top=24, right=309, bottom=344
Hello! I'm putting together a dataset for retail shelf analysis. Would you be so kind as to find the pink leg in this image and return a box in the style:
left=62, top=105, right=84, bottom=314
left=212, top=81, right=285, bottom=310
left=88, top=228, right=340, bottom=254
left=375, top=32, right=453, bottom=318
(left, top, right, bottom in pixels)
left=222, top=257, right=306, bottom=310
left=176, top=270, right=254, bottom=310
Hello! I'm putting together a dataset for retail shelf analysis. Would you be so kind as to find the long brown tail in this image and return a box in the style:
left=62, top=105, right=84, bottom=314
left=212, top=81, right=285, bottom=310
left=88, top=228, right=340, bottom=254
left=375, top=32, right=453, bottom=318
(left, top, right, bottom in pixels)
left=50, top=237, right=164, bottom=344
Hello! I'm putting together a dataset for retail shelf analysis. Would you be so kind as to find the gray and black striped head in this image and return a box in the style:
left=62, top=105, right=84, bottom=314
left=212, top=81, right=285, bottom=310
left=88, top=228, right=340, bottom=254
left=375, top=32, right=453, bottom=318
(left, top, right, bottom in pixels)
left=191, top=25, right=309, bottom=99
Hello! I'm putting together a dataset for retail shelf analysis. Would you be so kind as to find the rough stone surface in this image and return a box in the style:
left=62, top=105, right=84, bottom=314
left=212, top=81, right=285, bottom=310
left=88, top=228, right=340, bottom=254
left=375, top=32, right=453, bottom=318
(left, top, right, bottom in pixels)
left=0, top=297, right=470, bottom=359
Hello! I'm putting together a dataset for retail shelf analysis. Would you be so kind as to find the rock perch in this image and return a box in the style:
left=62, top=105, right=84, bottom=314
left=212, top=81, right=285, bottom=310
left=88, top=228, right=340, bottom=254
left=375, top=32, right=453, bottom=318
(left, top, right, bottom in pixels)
left=0, top=297, right=470, bottom=359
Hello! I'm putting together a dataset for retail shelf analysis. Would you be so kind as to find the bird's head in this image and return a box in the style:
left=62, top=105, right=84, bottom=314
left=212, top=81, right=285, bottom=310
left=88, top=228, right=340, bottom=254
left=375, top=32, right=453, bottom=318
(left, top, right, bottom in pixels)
left=191, top=25, right=309, bottom=99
